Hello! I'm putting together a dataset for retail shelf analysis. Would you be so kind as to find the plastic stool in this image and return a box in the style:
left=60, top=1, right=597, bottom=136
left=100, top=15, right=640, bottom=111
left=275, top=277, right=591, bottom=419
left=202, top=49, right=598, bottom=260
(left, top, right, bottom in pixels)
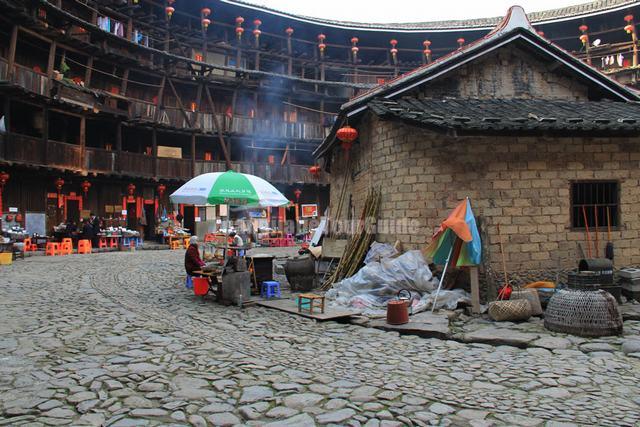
left=78, top=240, right=92, bottom=254
left=185, top=275, right=193, bottom=289
left=261, top=281, right=281, bottom=299
left=45, top=242, right=58, bottom=256
left=136, top=237, right=143, bottom=248
left=170, top=240, right=182, bottom=250
left=60, top=239, right=73, bottom=255
left=99, top=237, right=108, bottom=249
left=122, top=237, right=131, bottom=247
left=109, top=237, right=118, bottom=248
left=23, top=238, right=36, bottom=252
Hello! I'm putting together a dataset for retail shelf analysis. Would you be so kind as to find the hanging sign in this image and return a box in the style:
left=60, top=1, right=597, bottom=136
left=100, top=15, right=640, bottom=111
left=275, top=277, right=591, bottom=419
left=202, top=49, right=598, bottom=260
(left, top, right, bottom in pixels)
left=301, top=204, right=318, bottom=218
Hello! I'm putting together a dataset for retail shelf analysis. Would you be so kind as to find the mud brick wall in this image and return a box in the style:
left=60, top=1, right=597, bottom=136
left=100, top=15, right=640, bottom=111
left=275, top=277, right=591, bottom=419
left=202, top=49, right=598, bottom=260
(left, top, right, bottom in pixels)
left=328, top=116, right=640, bottom=278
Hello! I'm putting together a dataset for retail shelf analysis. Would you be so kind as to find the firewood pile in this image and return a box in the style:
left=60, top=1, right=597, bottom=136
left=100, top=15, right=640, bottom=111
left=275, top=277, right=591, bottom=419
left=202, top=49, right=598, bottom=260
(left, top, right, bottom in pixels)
left=321, top=188, right=381, bottom=290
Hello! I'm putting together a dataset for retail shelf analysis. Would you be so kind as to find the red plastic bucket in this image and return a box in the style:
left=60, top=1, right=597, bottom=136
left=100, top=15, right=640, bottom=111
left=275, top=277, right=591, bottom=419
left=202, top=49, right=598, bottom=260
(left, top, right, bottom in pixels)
left=386, top=300, right=409, bottom=325
left=193, top=277, right=209, bottom=296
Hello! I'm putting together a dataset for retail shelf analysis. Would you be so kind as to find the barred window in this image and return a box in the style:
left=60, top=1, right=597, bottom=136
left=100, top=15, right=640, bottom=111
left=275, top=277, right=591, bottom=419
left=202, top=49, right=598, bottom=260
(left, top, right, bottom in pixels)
left=571, top=181, right=619, bottom=229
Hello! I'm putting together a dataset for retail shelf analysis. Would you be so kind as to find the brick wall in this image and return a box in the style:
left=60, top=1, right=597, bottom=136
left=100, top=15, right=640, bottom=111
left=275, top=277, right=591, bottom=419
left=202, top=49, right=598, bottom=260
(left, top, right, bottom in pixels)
left=329, top=117, right=640, bottom=280
left=418, top=44, right=590, bottom=101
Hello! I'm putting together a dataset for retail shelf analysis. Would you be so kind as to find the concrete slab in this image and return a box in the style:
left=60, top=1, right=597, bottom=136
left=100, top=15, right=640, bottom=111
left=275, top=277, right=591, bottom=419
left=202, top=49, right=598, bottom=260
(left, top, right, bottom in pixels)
left=255, top=298, right=359, bottom=321
left=369, top=311, right=451, bottom=339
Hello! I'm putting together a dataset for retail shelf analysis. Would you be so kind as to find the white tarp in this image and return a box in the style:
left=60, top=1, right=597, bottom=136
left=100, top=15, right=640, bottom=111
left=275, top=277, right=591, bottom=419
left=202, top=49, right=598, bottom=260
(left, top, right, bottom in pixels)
left=326, top=249, right=471, bottom=316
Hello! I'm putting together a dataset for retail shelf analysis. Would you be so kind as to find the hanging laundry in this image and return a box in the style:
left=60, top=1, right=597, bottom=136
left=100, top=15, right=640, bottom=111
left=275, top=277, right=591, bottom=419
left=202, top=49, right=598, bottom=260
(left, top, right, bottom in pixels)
left=617, top=53, right=624, bottom=67
left=97, top=16, right=110, bottom=32
left=113, top=21, right=124, bottom=37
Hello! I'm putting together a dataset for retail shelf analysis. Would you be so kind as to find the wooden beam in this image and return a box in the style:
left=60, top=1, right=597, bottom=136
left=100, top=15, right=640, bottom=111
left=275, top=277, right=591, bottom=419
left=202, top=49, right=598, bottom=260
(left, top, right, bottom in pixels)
left=116, top=121, right=122, bottom=172
left=152, top=128, right=158, bottom=178
left=166, top=77, right=193, bottom=128
left=79, top=115, right=86, bottom=171
left=191, top=133, right=196, bottom=176
left=193, top=82, right=203, bottom=130
left=3, top=98, right=10, bottom=160
left=85, top=56, right=94, bottom=87
left=120, top=68, right=130, bottom=96
left=153, top=75, right=166, bottom=122
left=204, top=85, right=232, bottom=171
left=7, top=25, right=18, bottom=80
left=42, top=106, right=49, bottom=164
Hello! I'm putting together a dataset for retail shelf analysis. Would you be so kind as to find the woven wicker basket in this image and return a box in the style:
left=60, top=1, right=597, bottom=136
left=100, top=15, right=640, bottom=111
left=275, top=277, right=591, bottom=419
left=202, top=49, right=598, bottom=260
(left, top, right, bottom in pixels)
left=511, top=289, right=543, bottom=316
left=544, top=288, right=623, bottom=337
left=488, top=299, right=532, bottom=322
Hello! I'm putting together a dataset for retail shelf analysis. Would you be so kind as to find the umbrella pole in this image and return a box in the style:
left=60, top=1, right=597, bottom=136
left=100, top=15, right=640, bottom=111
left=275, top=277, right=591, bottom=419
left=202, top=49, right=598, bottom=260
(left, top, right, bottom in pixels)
left=432, top=243, right=454, bottom=313
left=224, top=205, right=230, bottom=267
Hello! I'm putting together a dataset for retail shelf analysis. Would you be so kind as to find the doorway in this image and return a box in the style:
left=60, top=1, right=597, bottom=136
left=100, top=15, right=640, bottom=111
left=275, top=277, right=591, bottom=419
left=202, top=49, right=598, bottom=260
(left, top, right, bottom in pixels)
left=143, top=203, right=156, bottom=240
left=286, top=205, right=297, bottom=235
left=127, top=202, right=137, bottom=230
left=183, top=205, right=195, bottom=236
left=66, top=199, right=80, bottom=224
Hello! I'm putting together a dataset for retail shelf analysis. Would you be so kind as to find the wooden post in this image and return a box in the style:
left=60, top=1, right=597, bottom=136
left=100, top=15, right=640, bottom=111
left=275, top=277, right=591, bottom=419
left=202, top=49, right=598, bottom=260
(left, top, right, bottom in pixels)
left=191, top=133, right=196, bottom=177
left=120, top=68, right=130, bottom=96
left=204, top=85, right=232, bottom=170
left=79, top=115, right=86, bottom=171
left=154, top=75, right=166, bottom=122
left=152, top=128, right=158, bottom=178
left=116, top=121, right=122, bottom=172
left=3, top=98, right=10, bottom=160
left=469, top=266, right=480, bottom=314
left=42, top=105, right=48, bottom=164
left=85, top=56, right=94, bottom=87
left=7, top=26, right=18, bottom=80
left=46, top=40, right=57, bottom=94
left=194, top=82, right=203, bottom=130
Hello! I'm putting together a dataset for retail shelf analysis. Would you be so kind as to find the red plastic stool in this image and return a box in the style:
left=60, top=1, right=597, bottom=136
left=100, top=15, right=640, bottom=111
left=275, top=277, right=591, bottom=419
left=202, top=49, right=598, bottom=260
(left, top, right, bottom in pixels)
left=99, top=237, right=108, bottom=249
left=45, top=242, right=59, bottom=256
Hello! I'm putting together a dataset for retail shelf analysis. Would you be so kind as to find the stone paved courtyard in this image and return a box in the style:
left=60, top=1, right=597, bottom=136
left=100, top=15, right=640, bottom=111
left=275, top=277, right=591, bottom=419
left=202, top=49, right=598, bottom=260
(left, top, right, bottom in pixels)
left=1, top=251, right=640, bottom=426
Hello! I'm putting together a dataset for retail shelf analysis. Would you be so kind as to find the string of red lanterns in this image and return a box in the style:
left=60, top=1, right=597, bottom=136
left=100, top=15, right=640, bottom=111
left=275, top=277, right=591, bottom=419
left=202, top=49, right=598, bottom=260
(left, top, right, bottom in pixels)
left=81, top=180, right=91, bottom=200
left=390, top=39, right=398, bottom=63
left=423, top=40, right=432, bottom=63
left=318, top=33, right=327, bottom=56
left=165, top=0, right=175, bottom=21
left=457, top=37, right=465, bottom=48
left=253, top=19, right=262, bottom=46
left=235, top=16, right=244, bottom=40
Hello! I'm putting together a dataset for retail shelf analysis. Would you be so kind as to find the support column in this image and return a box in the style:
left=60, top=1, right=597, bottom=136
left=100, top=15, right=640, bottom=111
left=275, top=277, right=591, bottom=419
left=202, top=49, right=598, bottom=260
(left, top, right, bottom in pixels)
left=42, top=106, right=49, bottom=164
left=85, top=56, right=94, bottom=87
left=46, top=40, right=57, bottom=94
left=7, top=26, right=18, bottom=80
left=3, top=98, right=10, bottom=160
left=116, top=121, right=122, bottom=173
left=152, top=128, right=158, bottom=178
left=191, top=133, right=196, bottom=177
left=79, top=115, right=86, bottom=171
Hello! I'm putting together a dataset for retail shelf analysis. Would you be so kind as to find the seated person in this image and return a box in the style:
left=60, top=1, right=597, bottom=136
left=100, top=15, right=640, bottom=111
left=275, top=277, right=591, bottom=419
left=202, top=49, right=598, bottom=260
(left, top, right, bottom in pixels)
left=185, top=236, right=206, bottom=276
left=228, top=231, right=245, bottom=256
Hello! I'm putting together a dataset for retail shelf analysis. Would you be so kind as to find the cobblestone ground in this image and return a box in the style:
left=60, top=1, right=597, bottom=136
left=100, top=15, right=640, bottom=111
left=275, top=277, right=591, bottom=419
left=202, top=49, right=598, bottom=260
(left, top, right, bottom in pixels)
left=1, top=251, right=639, bottom=427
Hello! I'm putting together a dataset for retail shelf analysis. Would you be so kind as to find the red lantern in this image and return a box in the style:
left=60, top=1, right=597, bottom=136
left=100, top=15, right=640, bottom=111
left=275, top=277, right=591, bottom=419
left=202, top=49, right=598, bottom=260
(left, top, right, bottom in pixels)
left=81, top=180, right=91, bottom=197
left=351, top=37, right=359, bottom=44
left=625, top=14, right=634, bottom=23
left=625, top=24, right=635, bottom=34
left=236, top=16, right=244, bottom=25
left=201, top=7, right=211, bottom=17
left=253, top=28, right=261, bottom=38
left=352, top=46, right=359, bottom=54
left=236, top=27, right=244, bottom=38
left=165, top=6, right=175, bottom=20
left=309, top=165, right=321, bottom=177
left=253, top=19, right=262, bottom=27
left=579, top=24, right=588, bottom=33
left=294, top=189, right=302, bottom=201
left=579, top=34, right=588, bottom=45
left=55, top=178, right=65, bottom=191
left=423, top=40, right=431, bottom=47
left=318, top=43, right=326, bottom=53
left=423, top=49, right=431, bottom=56
left=457, top=37, right=465, bottom=47
left=317, top=33, right=326, bottom=42
left=157, top=184, right=166, bottom=197
left=390, top=39, right=398, bottom=47
left=127, top=183, right=136, bottom=196
left=336, top=125, right=358, bottom=151
left=202, top=18, right=211, bottom=30
left=537, top=31, right=545, bottom=37
left=285, top=27, right=294, bottom=36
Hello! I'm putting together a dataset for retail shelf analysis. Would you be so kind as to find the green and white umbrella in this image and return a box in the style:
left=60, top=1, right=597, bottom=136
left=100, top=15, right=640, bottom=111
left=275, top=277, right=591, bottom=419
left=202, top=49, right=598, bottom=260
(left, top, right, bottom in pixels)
left=170, top=170, right=289, bottom=207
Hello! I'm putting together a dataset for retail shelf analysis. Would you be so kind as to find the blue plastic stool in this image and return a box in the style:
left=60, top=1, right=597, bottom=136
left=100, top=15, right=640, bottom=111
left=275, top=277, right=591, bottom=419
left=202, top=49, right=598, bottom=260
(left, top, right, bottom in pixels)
left=135, top=237, right=143, bottom=248
left=122, top=237, right=131, bottom=247
left=261, top=281, right=281, bottom=299
left=185, top=275, right=193, bottom=289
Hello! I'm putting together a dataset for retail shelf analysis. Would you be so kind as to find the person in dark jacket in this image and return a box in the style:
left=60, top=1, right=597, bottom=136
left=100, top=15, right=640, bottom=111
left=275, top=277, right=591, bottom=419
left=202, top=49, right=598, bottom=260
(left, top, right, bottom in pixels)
left=90, top=213, right=101, bottom=247
left=185, top=236, right=206, bottom=276
left=81, top=219, right=94, bottom=241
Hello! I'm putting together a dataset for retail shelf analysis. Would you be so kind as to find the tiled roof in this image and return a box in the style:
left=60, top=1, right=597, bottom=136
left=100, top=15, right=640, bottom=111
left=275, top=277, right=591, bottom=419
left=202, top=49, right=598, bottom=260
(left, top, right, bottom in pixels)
left=223, top=0, right=639, bottom=30
left=369, top=97, right=640, bottom=133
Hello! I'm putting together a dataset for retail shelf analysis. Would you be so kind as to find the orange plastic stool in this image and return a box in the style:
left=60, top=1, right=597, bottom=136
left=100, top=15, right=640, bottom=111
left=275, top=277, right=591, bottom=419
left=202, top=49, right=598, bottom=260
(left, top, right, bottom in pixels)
left=109, top=237, right=118, bottom=248
left=183, top=237, right=190, bottom=249
left=60, top=239, right=73, bottom=255
left=99, top=237, right=108, bottom=249
left=78, top=240, right=92, bottom=254
left=23, top=238, right=36, bottom=252
left=170, top=240, right=182, bottom=250
left=45, top=242, right=59, bottom=256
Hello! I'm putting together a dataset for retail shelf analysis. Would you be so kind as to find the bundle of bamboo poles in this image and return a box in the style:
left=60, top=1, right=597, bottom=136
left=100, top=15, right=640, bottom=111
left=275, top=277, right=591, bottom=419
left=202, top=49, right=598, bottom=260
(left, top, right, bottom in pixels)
left=321, top=188, right=381, bottom=291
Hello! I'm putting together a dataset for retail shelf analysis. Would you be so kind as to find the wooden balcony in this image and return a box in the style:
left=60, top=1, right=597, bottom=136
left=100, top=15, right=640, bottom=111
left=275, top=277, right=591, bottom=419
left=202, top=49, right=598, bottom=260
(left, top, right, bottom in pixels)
left=119, top=151, right=154, bottom=177
left=3, top=134, right=328, bottom=185
left=85, top=147, right=117, bottom=173
left=47, top=140, right=82, bottom=170
left=11, top=64, right=48, bottom=96
left=129, top=100, right=157, bottom=122
left=157, top=157, right=192, bottom=179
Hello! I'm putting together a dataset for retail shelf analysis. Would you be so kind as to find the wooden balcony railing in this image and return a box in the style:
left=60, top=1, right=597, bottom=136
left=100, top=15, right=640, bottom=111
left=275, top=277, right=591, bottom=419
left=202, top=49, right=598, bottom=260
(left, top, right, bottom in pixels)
left=129, top=100, right=157, bottom=121
left=5, top=134, right=45, bottom=165
left=85, top=147, right=117, bottom=173
left=10, top=64, right=48, bottom=96
left=194, top=161, right=328, bottom=184
left=119, top=151, right=154, bottom=176
left=47, top=140, right=82, bottom=170
left=157, top=157, right=192, bottom=179
left=0, top=58, right=7, bottom=80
